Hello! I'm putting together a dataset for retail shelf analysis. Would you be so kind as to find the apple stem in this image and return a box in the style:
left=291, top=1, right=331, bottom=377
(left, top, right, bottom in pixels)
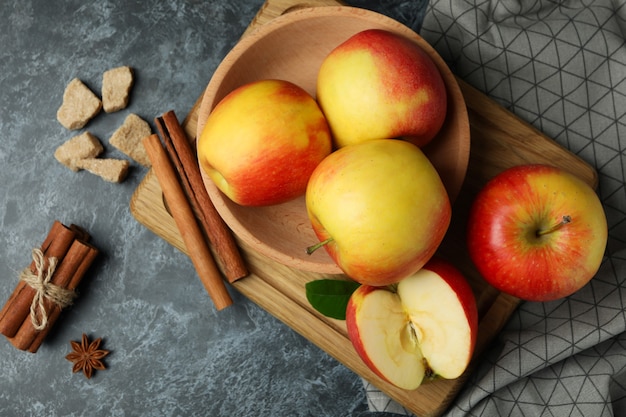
left=306, top=237, right=334, bottom=255
left=536, top=215, right=572, bottom=236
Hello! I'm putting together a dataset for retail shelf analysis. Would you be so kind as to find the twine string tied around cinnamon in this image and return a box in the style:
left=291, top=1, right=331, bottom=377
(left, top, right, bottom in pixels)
left=19, top=248, right=77, bottom=330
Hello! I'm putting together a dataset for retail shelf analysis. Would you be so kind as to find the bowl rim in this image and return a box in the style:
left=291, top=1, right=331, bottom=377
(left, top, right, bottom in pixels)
left=196, top=5, right=470, bottom=274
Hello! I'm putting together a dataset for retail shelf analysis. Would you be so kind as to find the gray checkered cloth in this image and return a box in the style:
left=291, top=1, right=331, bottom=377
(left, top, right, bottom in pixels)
left=348, top=0, right=626, bottom=415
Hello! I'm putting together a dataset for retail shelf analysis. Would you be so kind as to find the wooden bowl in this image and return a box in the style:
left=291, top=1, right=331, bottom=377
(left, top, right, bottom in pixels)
left=197, top=6, right=470, bottom=275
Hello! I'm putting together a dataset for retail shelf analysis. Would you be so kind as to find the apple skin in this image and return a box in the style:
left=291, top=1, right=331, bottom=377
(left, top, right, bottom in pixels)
left=198, top=79, right=332, bottom=206
left=306, top=139, right=451, bottom=286
left=345, top=258, right=478, bottom=390
left=316, top=29, right=447, bottom=149
left=467, top=164, right=608, bottom=301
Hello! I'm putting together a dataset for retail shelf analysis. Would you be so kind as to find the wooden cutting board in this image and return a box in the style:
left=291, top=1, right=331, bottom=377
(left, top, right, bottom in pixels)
left=130, top=0, right=598, bottom=415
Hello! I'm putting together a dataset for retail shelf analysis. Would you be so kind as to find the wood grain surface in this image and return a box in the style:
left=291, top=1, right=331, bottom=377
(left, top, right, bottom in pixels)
left=130, top=1, right=598, bottom=415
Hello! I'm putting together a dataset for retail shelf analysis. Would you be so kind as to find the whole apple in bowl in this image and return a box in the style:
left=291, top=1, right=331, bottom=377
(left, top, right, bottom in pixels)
left=196, top=6, right=470, bottom=274
left=306, top=139, right=451, bottom=286
left=198, top=79, right=332, bottom=206
left=317, top=28, right=448, bottom=149
left=467, top=164, right=608, bottom=301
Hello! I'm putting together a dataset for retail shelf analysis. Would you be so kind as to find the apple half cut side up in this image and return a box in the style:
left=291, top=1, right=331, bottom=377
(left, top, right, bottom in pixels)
left=346, top=285, right=427, bottom=390
left=397, top=259, right=478, bottom=380
left=346, top=259, right=478, bottom=390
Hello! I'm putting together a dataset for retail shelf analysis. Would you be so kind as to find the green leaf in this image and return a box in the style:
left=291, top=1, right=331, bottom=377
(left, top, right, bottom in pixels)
left=305, top=279, right=360, bottom=320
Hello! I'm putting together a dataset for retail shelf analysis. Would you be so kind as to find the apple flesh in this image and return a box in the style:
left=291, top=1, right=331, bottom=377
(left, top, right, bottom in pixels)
left=306, top=139, right=451, bottom=286
left=467, top=164, right=608, bottom=301
left=198, top=79, right=332, bottom=206
left=346, top=258, right=478, bottom=390
left=316, top=29, right=447, bottom=149
left=346, top=285, right=427, bottom=390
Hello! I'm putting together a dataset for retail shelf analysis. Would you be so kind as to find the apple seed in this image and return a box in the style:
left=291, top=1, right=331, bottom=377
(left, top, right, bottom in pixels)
left=400, top=321, right=420, bottom=354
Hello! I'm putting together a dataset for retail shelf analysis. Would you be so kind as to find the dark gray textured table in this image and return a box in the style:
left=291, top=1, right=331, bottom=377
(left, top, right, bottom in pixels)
left=0, top=1, right=377, bottom=415
left=8, top=1, right=623, bottom=416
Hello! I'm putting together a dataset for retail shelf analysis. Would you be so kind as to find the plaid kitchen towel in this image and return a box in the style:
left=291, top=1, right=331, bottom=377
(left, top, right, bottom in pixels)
left=348, top=0, right=626, bottom=415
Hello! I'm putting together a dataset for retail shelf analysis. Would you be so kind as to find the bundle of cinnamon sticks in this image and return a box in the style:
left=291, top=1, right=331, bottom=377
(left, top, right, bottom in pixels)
left=143, top=110, right=248, bottom=311
left=0, top=221, right=98, bottom=353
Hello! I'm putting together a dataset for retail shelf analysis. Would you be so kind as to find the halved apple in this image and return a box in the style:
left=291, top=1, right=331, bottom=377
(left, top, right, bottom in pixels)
left=345, top=258, right=478, bottom=390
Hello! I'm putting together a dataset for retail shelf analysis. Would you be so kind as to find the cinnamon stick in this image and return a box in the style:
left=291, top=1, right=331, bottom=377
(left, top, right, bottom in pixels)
left=156, top=110, right=248, bottom=283
left=0, top=221, right=79, bottom=338
left=142, top=133, right=233, bottom=310
left=10, top=239, right=98, bottom=352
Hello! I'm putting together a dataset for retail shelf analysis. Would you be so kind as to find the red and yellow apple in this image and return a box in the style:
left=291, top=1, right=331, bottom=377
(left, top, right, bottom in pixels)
left=467, top=164, right=608, bottom=301
left=305, top=139, right=451, bottom=286
left=346, top=258, right=478, bottom=390
left=316, top=29, right=447, bottom=149
left=198, top=79, right=332, bottom=206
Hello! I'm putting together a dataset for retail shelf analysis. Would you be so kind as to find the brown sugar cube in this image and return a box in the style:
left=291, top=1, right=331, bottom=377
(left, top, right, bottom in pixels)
left=54, top=132, right=104, bottom=172
left=109, top=113, right=152, bottom=167
left=56, top=78, right=102, bottom=130
left=102, top=66, right=134, bottom=113
left=75, top=158, right=130, bottom=183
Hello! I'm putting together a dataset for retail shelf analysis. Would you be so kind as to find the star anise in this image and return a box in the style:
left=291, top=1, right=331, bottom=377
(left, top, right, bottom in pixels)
left=65, top=333, right=110, bottom=379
